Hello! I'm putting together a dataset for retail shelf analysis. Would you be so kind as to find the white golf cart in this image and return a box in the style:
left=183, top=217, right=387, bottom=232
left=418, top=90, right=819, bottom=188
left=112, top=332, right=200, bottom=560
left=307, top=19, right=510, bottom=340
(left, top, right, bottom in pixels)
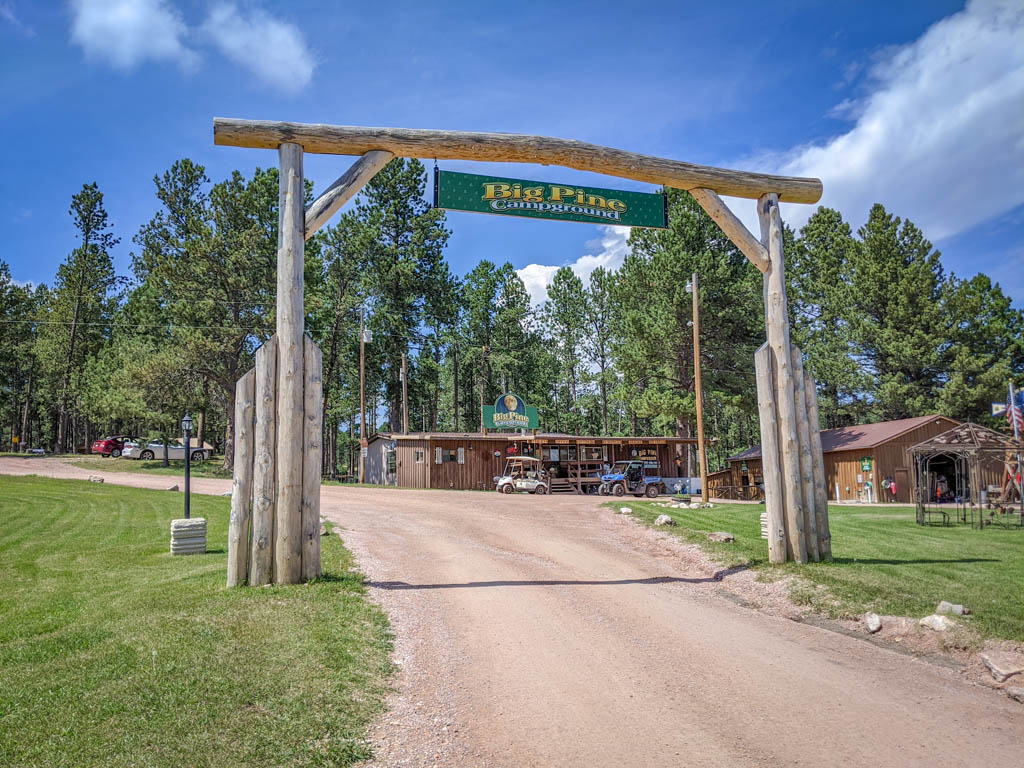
left=494, top=456, right=549, bottom=495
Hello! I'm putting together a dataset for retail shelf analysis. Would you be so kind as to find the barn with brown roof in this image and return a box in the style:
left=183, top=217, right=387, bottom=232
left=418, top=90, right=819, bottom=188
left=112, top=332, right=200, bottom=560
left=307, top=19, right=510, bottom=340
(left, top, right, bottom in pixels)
left=709, top=415, right=961, bottom=504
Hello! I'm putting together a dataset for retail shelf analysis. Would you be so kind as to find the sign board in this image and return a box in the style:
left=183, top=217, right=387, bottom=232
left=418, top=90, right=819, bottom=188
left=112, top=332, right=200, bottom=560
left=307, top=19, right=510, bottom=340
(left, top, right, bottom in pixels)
left=860, top=457, right=872, bottom=471
left=435, top=170, right=668, bottom=229
left=630, top=447, right=658, bottom=461
left=10, top=436, right=17, bottom=444
left=361, top=446, right=368, bottom=458
left=483, top=393, right=539, bottom=430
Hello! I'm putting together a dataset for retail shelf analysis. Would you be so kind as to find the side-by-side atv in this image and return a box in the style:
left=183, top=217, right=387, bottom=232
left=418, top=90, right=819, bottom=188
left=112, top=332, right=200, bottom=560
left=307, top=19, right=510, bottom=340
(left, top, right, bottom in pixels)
left=494, top=456, right=549, bottom=495
left=598, top=460, right=664, bottom=498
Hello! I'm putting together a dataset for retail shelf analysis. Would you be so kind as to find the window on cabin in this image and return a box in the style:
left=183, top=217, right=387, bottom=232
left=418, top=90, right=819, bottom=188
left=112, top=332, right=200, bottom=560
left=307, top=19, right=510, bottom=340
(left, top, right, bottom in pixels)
left=415, top=449, right=425, bottom=464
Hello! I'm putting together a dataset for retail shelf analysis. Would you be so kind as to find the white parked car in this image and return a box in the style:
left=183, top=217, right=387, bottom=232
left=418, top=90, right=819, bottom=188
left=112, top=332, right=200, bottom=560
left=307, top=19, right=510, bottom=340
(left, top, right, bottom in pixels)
left=121, top=439, right=212, bottom=462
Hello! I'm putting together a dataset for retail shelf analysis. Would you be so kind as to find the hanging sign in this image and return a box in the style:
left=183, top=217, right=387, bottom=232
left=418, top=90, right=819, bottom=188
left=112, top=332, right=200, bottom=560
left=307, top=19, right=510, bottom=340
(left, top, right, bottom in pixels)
left=860, top=457, right=872, bottom=471
left=483, top=393, right=539, bottom=430
left=434, top=170, right=668, bottom=229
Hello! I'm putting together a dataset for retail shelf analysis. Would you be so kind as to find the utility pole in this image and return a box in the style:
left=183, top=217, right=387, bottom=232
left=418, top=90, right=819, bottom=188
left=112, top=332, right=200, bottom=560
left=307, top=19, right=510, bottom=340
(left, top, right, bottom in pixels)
left=453, top=345, right=460, bottom=432
left=480, top=345, right=488, bottom=436
left=689, top=273, right=708, bottom=502
left=359, top=308, right=366, bottom=483
left=401, top=352, right=409, bottom=434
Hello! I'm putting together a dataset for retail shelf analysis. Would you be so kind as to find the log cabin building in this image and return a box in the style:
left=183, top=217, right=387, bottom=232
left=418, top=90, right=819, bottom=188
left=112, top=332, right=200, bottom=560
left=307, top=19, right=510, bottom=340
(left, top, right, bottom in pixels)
left=708, top=414, right=970, bottom=504
left=365, top=432, right=698, bottom=493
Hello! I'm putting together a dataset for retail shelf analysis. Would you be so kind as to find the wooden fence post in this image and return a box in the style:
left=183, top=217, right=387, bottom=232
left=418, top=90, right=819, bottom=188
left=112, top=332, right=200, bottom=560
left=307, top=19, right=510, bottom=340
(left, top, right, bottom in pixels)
left=275, top=142, right=305, bottom=584
left=249, top=337, right=278, bottom=585
left=227, top=369, right=255, bottom=586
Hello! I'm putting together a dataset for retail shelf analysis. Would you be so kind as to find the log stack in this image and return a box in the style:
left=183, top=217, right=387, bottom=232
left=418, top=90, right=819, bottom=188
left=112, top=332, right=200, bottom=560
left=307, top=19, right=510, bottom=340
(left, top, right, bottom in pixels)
left=226, top=333, right=322, bottom=586
left=752, top=193, right=831, bottom=563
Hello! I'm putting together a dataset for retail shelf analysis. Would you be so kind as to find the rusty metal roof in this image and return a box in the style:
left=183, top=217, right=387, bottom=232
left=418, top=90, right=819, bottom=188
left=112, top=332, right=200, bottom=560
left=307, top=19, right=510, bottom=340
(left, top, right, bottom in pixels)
left=728, top=415, right=959, bottom=461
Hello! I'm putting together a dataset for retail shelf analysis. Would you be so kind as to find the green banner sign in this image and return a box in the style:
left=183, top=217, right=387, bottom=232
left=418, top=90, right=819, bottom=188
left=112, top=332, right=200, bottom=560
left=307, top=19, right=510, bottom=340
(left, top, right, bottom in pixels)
left=483, top=393, right=539, bottom=430
left=861, top=457, right=872, bottom=471
left=434, top=170, right=667, bottom=229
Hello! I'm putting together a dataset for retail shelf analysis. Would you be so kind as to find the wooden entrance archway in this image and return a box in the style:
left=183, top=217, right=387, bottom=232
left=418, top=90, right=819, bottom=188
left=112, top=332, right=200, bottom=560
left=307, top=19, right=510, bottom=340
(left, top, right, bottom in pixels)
left=217, top=119, right=831, bottom=585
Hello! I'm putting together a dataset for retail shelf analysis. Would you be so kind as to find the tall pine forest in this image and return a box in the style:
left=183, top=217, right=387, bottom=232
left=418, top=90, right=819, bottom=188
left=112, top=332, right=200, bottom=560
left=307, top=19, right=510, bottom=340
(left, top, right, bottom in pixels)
left=1, top=159, right=1021, bottom=475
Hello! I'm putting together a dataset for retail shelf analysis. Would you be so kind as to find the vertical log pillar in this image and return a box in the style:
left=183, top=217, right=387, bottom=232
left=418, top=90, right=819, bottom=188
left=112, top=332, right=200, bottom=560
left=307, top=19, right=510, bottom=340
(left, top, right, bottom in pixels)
left=275, top=142, right=305, bottom=584
left=754, top=344, right=786, bottom=563
left=249, top=337, right=278, bottom=585
left=227, top=370, right=255, bottom=587
left=758, top=193, right=807, bottom=563
left=804, top=368, right=831, bottom=558
left=301, top=335, right=323, bottom=580
left=790, top=348, right=819, bottom=561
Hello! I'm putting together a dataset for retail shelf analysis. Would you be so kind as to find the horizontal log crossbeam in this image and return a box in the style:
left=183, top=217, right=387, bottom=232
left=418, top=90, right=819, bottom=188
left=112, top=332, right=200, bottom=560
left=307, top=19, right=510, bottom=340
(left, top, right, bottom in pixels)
left=214, top=118, right=822, bottom=204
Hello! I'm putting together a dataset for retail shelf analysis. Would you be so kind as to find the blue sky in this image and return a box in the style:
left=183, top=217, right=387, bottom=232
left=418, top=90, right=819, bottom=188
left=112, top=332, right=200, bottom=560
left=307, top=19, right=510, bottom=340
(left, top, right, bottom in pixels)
left=1, top=0, right=1021, bottom=306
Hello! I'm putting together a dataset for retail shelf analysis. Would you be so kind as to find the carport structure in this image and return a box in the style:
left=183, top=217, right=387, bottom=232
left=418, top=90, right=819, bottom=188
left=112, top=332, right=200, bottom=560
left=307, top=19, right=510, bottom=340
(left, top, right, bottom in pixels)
left=910, top=421, right=1022, bottom=527
left=217, top=118, right=832, bottom=582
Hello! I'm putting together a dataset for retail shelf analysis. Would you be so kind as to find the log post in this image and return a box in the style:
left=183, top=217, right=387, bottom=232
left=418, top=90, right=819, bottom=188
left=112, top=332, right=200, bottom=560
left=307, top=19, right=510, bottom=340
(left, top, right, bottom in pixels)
left=301, top=335, right=323, bottom=580
left=804, top=368, right=831, bottom=558
left=227, top=369, right=255, bottom=587
left=275, top=142, right=305, bottom=584
left=249, top=336, right=278, bottom=585
left=754, top=344, right=786, bottom=563
left=758, top=193, right=807, bottom=563
left=790, top=347, right=819, bottom=562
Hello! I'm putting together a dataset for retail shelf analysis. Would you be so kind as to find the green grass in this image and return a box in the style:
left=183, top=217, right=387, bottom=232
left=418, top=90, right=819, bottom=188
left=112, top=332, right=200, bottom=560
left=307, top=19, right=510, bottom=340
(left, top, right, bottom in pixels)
left=0, top=475, right=392, bottom=767
left=624, top=500, right=1024, bottom=643
left=72, top=455, right=233, bottom=479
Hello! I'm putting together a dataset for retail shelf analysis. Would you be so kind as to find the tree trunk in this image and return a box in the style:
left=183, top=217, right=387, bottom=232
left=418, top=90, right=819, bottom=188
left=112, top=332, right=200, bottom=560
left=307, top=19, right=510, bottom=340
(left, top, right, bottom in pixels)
left=21, top=372, right=32, bottom=450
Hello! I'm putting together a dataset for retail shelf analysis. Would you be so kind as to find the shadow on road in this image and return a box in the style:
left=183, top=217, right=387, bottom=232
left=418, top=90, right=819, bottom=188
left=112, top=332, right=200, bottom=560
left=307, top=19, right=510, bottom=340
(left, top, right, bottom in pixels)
left=828, top=557, right=999, bottom=565
left=368, top=567, right=748, bottom=590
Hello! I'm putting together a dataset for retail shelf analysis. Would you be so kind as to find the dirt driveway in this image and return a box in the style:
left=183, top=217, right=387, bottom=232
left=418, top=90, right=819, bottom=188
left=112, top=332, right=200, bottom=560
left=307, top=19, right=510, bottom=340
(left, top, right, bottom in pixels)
left=4, top=457, right=1022, bottom=766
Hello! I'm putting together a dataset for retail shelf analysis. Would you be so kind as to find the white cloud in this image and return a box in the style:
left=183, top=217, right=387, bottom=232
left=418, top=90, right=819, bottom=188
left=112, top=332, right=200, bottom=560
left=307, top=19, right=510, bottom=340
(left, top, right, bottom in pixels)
left=200, top=3, right=315, bottom=93
left=1, top=1, right=35, bottom=36
left=517, top=225, right=631, bottom=306
left=69, top=0, right=198, bottom=71
left=733, top=0, right=1024, bottom=242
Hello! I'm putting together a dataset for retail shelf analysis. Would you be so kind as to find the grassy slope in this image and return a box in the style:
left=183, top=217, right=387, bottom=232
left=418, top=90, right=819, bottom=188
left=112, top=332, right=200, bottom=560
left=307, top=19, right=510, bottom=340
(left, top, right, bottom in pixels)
left=626, top=500, right=1024, bottom=643
left=71, top=455, right=233, bottom=479
left=0, top=475, right=392, bottom=767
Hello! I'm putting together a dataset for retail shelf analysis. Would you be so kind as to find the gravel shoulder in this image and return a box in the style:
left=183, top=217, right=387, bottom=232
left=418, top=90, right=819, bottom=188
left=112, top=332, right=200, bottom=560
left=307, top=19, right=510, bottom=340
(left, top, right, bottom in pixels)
left=4, top=457, right=1022, bottom=767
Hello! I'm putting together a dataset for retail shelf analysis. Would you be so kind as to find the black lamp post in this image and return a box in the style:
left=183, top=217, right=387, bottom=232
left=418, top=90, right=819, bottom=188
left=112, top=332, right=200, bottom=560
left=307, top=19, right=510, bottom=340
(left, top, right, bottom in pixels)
left=181, top=412, right=194, bottom=519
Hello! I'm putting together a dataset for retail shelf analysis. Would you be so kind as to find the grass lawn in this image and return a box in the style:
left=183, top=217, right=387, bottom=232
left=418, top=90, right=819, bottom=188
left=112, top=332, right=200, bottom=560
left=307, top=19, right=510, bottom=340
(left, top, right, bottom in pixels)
left=625, top=500, right=1024, bottom=643
left=0, top=475, right=392, bottom=767
left=72, top=455, right=233, bottom=479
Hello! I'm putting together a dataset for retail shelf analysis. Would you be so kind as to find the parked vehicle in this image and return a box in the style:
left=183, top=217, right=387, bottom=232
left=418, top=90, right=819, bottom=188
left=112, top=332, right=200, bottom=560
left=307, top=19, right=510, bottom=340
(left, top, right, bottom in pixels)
left=90, top=435, right=136, bottom=458
left=121, top=439, right=212, bottom=462
left=494, top=457, right=549, bottom=495
left=598, top=460, right=664, bottom=498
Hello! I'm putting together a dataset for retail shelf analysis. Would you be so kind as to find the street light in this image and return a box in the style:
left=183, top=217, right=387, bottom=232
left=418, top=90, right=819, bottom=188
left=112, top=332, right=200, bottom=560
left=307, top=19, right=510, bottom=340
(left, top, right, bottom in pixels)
left=181, top=412, right=194, bottom=519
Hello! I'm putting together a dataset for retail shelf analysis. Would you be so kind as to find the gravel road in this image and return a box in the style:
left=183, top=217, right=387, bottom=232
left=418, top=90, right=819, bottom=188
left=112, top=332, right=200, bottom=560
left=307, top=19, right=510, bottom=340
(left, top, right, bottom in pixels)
left=4, top=457, right=1022, bottom=767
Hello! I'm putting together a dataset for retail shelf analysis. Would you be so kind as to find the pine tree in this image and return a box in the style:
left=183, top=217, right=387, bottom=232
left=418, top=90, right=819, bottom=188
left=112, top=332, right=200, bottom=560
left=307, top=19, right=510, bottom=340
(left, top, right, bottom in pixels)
left=356, top=159, right=449, bottom=432
left=543, top=267, right=588, bottom=433
left=937, top=273, right=1024, bottom=422
left=852, top=204, right=945, bottom=420
left=35, top=183, right=119, bottom=451
left=789, top=207, right=867, bottom=427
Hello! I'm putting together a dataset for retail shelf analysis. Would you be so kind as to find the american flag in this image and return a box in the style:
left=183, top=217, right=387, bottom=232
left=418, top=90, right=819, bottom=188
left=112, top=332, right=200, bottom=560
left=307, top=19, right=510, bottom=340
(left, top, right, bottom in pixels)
left=1008, top=385, right=1024, bottom=436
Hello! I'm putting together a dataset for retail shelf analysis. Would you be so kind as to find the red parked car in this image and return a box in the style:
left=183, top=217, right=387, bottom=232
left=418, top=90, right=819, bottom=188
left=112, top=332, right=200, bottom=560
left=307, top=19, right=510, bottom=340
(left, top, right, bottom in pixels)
left=90, top=435, right=136, bottom=458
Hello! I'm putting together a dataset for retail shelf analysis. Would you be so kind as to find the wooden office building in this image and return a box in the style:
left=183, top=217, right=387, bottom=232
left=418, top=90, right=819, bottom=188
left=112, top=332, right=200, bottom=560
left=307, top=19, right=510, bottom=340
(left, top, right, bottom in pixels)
left=709, top=415, right=965, bottom=504
left=365, top=432, right=697, bottom=493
